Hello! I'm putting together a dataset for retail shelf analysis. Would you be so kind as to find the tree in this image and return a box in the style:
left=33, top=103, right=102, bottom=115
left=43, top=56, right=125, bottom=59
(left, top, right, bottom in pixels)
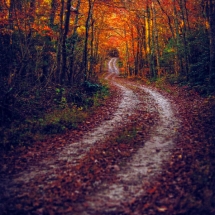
left=61, top=0, right=72, bottom=84
left=82, top=0, right=95, bottom=80
left=50, top=0, right=57, bottom=28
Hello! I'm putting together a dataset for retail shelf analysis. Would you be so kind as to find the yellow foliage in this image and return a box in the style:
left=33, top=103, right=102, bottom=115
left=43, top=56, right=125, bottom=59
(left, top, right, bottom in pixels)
left=77, top=26, right=86, bottom=35
left=205, top=21, right=210, bottom=30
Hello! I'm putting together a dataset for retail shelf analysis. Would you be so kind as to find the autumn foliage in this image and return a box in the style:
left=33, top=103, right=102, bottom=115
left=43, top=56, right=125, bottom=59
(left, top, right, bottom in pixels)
left=0, top=1, right=215, bottom=213
left=0, top=0, right=215, bottom=145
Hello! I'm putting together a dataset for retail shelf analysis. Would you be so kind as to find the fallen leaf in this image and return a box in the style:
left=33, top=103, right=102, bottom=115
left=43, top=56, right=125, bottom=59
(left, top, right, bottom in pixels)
left=157, top=206, right=168, bottom=212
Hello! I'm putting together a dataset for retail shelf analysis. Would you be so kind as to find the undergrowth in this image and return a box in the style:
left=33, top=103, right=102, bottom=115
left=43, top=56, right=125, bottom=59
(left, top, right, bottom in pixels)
left=150, top=74, right=215, bottom=96
left=142, top=74, right=215, bottom=97
left=0, top=81, right=109, bottom=151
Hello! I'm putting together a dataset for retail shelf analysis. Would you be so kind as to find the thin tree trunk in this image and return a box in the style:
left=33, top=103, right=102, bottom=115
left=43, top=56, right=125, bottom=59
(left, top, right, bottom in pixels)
left=9, top=0, right=15, bottom=29
left=146, top=3, right=155, bottom=78
left=152, top=1, right=160, bottom=77
left=172, top=0, right=183, bottom=76
left=130, top=23, right=136, bottom=76
left=61, top=0, right=72, bottom=84
left=50, top=0, right=57, bottom=28
left=124, top=24, right=129, bottom=76
left=83, top=0, right=94, bottom=80
left=56, top=0, right=64, bottom=84
left=89, top=19, right=95, bottom=77
left=69, top=0, right=81, bottom=84
left=179, top=0, right=190, bottom=79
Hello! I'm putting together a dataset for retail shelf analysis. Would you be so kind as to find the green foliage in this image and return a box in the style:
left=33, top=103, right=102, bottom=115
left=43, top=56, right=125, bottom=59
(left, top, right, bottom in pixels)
left=151, top=77, right=171, bottom=93
left=158, top=28, right=213, bottom=95
left=118, top=60, right=123, bottom=68
left=0, top=82, right=110, bottom=150
left=1, top=106, right=86, bottom=149
left=180, top=29, right=212, bottom=94
left=80, top=81, right=109, bottom=107
left=188, top=29, right=210, bottom=86
left=160, top=38, right=176, bottom=69
left=83, top=81, right=102, bottom=93
left=40, top=106, right=87, bottom=134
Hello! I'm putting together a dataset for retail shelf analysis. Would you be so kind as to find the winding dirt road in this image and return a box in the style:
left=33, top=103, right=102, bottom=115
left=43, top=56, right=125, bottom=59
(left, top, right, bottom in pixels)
left=81, top=58, right=180, bottom=214
left=0, top=58, right=180, bottom=215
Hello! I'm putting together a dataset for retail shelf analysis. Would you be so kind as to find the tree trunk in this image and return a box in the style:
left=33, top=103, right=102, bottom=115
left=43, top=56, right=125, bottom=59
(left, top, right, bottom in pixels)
left=83, top=0, right=94, bottom=80
left=89, top=19, right=95, bottom=77
left=172, top=0, right=183, bottom=76
left=179, top=0, right=190, bottom=80
left=50, top=0, right=57, bottom=28
left=146, top=3, right=155, bottom=78
left=152, top=1, right=160, bottom=77
left=56, top=0, right=64, bottom=84
left=69, top=0, right=81, bottom=84
left=61, top=0, right=72, bottom=84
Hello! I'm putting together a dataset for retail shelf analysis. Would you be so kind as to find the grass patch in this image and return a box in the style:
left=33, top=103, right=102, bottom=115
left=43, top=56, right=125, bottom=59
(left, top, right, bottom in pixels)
left=115, top=127, right=137, bottom=144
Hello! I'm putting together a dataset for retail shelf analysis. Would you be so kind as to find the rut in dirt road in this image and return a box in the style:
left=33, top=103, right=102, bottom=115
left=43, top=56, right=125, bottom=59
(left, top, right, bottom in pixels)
left=79, top=58, right=180, bottom=214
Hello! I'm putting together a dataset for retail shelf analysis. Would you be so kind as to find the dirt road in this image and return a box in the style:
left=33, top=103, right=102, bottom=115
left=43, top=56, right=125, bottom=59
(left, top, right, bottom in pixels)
left=81, top=59, right=179, bottom=214
left=0, top=58, right=180, bottom=215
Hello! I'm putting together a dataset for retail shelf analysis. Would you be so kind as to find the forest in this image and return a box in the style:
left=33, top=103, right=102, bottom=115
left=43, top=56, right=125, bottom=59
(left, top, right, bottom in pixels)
left=0, top=0, right=215, bottom=148
left=1, top=1, right=215, bottom=214
left=0, top=0, right=214, bottom=148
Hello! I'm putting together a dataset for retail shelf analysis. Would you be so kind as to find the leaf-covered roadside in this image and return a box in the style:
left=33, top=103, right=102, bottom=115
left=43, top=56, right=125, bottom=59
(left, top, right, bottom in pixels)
left=126, top=84, right=215, bottom=215
left=0, top=82, right=121, bottom=175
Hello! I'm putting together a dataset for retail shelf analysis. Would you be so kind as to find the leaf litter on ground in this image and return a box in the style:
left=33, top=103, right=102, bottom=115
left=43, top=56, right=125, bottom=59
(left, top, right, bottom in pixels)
left=1, top=78, right=215, bottom=215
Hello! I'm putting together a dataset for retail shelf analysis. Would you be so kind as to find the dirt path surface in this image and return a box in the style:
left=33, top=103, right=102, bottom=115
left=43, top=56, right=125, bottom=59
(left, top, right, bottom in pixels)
left=78, top=61, right=180, bottom=214
left=83, top=84, right=179, bottom=214
left=1, top=58, right=181, bottom=214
